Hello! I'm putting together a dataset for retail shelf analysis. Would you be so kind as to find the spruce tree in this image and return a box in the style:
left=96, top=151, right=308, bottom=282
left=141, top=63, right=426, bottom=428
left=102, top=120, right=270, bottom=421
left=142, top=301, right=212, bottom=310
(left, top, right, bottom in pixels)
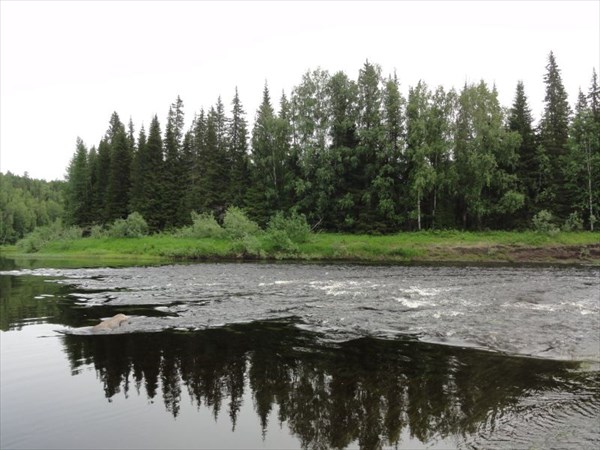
left=106, top=126, right=131, bottom=221
left=247, top=83, right=281, bottom=224
left=186, top=110, right=207, bottom=213
left=539, top=51, right=572, bottom=219
left=508, top=81, right=538, bottom=223
left=134, top=116, right=165, bottom=231
left=94, top=138, right=111, bottom=224
left=163, top=96, right=186, bottom=227
left=129, top=125, right=147, bottom=215
left=228, top=88, right=250, bottom=207
left=356, top=60, right=386, bottom=231
left=65, top=137, right=91, bottom=226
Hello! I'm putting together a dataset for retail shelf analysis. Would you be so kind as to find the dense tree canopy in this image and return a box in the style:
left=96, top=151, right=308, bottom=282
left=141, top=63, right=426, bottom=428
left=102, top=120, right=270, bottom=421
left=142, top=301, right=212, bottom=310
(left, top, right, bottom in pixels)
left=40, top=53, right=600, bottom=233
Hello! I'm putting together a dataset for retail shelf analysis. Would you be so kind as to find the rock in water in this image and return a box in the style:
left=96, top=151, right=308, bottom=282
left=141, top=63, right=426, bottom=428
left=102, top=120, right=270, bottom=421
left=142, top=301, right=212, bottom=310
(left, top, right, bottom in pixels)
left=92, top=313, right=129, bottom=332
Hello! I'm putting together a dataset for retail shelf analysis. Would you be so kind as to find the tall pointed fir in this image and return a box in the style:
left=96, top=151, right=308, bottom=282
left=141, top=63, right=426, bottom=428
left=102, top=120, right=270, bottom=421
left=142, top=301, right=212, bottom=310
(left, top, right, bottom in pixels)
left=186, top=110, right=207, bottom=214
left=163, top=96, right=186, bottom=228
left=508, top=81, right=538, bottom=223
left=93, top=138, right=111, bottom=224
left=65, top=137, right=92, bottom=226
left=129, top=125, right=146, bottom=216
left=276, top=91, right=294, bottom=211
left=196, top=102, right=229, bottom=215
left=247, top=83, right=281, bottom=224
left=106, top=113, right=132, bottom=221
left=378, top=72, right=405, bottom=229
left=538, top=51, right=572, bottom=219
left=228, top=88, right=250, bottom=207
left=133, top=116, right=165, bottom=231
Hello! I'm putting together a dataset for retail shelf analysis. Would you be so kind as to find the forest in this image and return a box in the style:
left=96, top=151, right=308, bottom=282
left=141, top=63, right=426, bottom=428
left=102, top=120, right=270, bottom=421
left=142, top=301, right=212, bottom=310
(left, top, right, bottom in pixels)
left=3, top=52, right=599, bottom=244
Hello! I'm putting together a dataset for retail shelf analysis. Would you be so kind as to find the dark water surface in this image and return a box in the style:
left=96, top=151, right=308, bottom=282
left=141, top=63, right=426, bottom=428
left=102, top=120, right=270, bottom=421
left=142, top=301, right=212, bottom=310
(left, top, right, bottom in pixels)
left=1, top=257, right=598, bottom=449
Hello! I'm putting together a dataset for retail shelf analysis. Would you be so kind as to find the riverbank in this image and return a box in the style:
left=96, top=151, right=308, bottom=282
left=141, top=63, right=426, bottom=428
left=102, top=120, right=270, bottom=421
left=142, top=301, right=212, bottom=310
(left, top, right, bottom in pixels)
left=2, top=231, right=599, bottom=265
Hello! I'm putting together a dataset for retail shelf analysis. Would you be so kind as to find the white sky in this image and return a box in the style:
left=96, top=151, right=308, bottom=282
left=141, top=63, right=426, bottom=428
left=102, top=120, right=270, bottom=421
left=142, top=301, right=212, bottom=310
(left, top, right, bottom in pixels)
left=1, top=0, right=599, bottom=181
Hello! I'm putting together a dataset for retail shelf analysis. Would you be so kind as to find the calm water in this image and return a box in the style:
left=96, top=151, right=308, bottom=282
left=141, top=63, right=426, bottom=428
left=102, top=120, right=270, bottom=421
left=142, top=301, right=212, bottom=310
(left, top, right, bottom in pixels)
left=1, top=257, right=598, bottom=449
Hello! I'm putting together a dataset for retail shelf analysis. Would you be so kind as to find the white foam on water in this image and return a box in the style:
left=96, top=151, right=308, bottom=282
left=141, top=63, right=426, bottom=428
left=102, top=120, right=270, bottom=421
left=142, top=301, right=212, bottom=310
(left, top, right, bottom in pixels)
left=395, top=297, right=432, bottom=309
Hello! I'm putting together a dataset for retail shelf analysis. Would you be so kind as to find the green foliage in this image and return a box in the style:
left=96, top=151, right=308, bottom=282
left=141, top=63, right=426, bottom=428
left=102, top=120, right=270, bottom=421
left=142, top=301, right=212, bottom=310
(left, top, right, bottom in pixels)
left=562, top=212, right=584, bottom=232
left=531, top=210, right=559, bottom=235
left=0, top=172, right=65, bottom=244
left=178, top=212, right=225, bottom=238
left=229, top=234, right=264, bottom=258
left=16, top=220, right=82, bottom=253
left=107, top=212, right=149, bottom=238
left=267, top=211, right=311, bottom=243
left=54, top=52, right=596, bottom=236
left=223, top=207, right=261, bottom=239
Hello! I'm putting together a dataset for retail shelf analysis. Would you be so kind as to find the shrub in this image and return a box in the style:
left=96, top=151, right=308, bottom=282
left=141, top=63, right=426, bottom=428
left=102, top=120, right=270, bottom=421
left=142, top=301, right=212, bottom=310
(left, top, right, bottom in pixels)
left=267, top=211, right=311, bottom=244
left=90, top=225, right=107, bottom=238
left=266, top=228, right=299, bottom=254
left=562, top=212, right=584, bottom=232
left=531, top=210, right=559, bottom=235
left=229, top=234, right=264, bottom=258
left=179, top=212, right=225, bottom=238
left=16, top=220, right=82, bottom=253
left=107, top=212, right=149, bottom=238
left=223, top=207, right=260, bottom=239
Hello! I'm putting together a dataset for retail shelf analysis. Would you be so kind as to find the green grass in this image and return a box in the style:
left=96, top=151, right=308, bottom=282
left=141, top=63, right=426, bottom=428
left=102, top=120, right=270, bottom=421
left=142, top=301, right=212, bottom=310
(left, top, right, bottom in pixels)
left=3, top=230, right=597, bottom=264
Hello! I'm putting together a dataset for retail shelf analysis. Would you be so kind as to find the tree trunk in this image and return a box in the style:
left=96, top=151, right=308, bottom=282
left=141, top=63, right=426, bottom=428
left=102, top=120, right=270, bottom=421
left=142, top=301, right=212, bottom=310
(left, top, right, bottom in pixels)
left=587, top=142, right=594, bottom=231
left=417, top=190, right=421, bottom=231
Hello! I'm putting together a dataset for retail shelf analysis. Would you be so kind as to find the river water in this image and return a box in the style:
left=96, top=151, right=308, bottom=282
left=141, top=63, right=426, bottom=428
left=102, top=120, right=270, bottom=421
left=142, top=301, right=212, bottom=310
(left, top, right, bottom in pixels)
left=1, top=258, right=598, bottom=449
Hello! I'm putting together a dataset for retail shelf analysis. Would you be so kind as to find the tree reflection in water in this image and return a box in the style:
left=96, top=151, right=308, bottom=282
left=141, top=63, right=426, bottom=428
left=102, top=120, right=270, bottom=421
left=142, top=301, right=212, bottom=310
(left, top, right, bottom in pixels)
left=61, top=320, right=592, bottom=449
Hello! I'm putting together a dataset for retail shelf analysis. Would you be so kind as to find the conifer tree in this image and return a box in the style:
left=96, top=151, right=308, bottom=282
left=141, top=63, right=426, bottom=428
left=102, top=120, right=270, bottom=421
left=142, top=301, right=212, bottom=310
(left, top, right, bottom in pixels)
left=163, top=96, right=186, bottom=227
left=129, top=125, right=146, bottom=215
left=186, top=110, right=207, bottom=213
left=509, top=81, right=538, bottom=222
left=93, top=138, right=111, bottom=224
left=106, top=126, right=131, bottom=221
left=65, top=137, right=91, bottom=226
left=132, top=116, right=165, bottom=230
left=539, top=51, right=572, bottom=219
left=228, top=88, right=250, bottom=207
left=247, top=83, right=281, bottom=224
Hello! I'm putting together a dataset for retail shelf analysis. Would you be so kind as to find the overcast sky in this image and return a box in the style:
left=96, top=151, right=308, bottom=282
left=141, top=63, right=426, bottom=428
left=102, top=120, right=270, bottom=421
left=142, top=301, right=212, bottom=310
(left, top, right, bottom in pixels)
left=1, top=0, right=598, bottom=181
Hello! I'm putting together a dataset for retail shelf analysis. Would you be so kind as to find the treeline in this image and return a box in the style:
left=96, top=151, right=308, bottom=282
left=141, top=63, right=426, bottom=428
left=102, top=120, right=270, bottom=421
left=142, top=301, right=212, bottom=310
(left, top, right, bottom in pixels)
left=0, top=172, right=65, bottom=244
left=65, top=52, right=600, bottom=233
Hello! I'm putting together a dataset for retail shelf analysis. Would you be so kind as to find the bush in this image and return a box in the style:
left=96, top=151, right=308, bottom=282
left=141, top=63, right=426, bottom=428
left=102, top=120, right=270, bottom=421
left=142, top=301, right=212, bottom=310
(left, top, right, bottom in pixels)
left=16, top=220, right=82, bottom=253
left=562, top=212, right=584, bottom=232
left=532, top=210, right=559, bottom=235
left=223, top=207, right=261, bottom=239
left=229, top=234, right=264, bottom=258
left=267, top=211, right=311, bottom=244
left=107, top=212, right=149, bottom=238
left=90, top=225, right=107, bottom=238
left=266, top=228, right=299, bottom=254
left=179, top=212, right=225, bottom=238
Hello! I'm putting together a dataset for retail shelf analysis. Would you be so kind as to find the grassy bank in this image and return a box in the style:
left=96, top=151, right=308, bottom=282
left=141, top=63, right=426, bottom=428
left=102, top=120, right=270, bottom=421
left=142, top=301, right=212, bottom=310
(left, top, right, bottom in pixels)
left=2, top=231, right=599, bottom=265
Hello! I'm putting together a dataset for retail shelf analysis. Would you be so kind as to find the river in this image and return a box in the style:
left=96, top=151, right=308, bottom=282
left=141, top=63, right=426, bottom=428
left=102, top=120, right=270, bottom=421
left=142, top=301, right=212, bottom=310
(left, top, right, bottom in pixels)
left=1, top=257, right=598, bottom=449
